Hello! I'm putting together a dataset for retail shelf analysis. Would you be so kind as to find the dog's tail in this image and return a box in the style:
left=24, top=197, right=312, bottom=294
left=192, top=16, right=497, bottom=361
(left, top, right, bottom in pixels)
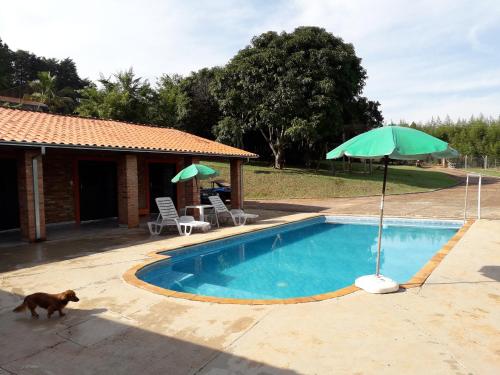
left=13, top=302, right=27, bottom=313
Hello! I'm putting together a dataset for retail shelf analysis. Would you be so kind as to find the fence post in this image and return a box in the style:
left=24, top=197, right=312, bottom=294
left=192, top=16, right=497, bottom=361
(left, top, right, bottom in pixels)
left=484, top=155, right=488, bottom=169
left=478, top=175, right=482, bottom=219
left=463, top=174, right=469, bottom=222
left=464, top=155, right=467, bottom=170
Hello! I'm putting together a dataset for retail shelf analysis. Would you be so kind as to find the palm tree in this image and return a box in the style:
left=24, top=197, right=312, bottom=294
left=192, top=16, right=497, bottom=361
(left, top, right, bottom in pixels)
left=28, top=71, right=73, bottom=112
left=29, top=71, right=56, bottom=106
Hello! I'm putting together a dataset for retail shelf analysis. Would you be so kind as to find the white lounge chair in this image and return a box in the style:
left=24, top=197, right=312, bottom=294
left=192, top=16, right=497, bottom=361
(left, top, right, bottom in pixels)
left=208, top=195, right=258, bottom=226
left=147, top=197, right=210, bottom=236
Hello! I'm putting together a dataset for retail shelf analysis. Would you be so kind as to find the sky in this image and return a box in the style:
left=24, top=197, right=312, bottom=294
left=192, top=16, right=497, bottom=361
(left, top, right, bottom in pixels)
left=1, top=0, right=499, bottom=123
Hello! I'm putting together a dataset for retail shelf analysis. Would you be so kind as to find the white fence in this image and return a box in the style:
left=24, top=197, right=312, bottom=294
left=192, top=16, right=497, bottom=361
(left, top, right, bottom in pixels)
left=448, top=155, right=499, bottom=170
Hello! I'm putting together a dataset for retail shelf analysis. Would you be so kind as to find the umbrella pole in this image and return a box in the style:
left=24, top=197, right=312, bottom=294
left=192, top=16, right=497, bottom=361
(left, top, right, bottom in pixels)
left=375, top=156, right=389, bottom=276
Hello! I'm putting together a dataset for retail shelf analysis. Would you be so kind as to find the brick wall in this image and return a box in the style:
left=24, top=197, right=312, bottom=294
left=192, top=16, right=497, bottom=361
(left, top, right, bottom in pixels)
left=41, top=151, right=185, bottom=224
left=43, top=153, right=74, bottom=223
left=118, top=154, right=139, bottom=228
left=3, top=146, right=244, bottom=241
left=137, top=155, right=147, bottom=211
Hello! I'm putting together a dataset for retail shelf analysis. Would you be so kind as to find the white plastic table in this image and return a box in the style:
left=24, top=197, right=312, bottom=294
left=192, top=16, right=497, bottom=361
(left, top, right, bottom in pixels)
left=181, top=204, right=214, bottom=222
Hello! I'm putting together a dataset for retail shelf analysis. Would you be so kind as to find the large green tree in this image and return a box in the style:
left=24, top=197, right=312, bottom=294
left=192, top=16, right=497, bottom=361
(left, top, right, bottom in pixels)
left=180, top=67, right=221, bottom=139
left=76, top=69, right=154, bottom=123
left=0, top=38, right=13, bottom=90
left=148, top=68, right=222, bottom=137
left=414, top=116, right=500, bottom=157
left=10, top=50, right=45, bottom=89
left=0, top=38, right=87, bottom=112
left=212, top=26, right=372, bottom=168
left=149, top=74, right=189, bottom=127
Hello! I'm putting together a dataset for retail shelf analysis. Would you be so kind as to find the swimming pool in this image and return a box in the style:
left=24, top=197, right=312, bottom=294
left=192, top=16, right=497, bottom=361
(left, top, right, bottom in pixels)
left=136, top=216, right=462, bottom=300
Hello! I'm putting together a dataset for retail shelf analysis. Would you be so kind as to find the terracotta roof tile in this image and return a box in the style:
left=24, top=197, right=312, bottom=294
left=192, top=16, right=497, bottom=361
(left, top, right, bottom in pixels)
left=0, top=108, right=257, bottom=158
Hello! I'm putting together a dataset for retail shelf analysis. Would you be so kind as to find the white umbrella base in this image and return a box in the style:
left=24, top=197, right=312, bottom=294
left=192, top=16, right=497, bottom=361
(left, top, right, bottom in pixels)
left=355, top=274, right=400, bottom=294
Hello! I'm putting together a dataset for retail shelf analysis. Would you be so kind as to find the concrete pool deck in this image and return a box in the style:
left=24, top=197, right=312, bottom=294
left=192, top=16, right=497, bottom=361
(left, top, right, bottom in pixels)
left=0, top=213, right=499, bottom=374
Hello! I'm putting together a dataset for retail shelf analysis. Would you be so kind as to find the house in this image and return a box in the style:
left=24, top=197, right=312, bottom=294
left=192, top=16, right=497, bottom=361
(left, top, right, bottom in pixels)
left=0, top=107, right=257, bottom=241
left=0, top=96, right=49, bottom=112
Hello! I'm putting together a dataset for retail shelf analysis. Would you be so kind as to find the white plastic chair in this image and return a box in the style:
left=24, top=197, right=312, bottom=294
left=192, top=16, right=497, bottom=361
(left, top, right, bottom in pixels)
left=208, top=195, right=259, bottom=227
left=147, top=197, right=210, bottom=236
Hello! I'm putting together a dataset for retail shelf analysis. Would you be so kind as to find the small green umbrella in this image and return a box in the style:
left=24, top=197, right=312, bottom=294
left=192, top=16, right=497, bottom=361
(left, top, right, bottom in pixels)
left=326, top=126, right=458, bottom=293
left=171, top=163, right=219, bottom=183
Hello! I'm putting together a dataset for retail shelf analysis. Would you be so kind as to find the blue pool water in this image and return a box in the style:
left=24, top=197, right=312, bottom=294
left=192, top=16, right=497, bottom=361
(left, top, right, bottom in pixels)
left=137, top=217, right=460, bottom=300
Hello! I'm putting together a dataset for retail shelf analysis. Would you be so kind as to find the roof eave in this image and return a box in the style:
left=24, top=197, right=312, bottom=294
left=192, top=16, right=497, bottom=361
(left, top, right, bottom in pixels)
left=0, top=141, right=259, bottom=159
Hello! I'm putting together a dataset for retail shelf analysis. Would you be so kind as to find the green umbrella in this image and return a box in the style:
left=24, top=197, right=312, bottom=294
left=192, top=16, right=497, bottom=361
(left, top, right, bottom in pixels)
left=171, top=163, right=219, bottom=183
left=326, top=125, right=458, bottom=160
left=326, top=126, right=458, bottom=293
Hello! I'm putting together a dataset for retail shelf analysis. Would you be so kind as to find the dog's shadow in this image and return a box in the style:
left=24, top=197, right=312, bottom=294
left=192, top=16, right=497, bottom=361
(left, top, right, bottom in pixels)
left=67, top=307, right=108, bottom=317
left=15, top=307, right=108, bottom=326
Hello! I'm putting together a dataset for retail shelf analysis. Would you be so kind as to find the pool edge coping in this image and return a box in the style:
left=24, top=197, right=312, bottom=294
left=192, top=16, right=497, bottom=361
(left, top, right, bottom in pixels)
left=123, top=216, right=475, bottom=305
left=400, top=218, right=474, bottom=289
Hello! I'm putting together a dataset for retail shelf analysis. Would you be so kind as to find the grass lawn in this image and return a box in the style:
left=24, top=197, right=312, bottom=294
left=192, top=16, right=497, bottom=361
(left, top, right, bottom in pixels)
left=201, top=161, right=458, bottom=199
left=460, top=168, right=500, bottom=178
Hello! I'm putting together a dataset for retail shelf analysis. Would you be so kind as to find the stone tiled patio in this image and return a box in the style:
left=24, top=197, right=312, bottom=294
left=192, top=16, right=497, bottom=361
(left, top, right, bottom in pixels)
left=0, top=173, right=499, bottom=374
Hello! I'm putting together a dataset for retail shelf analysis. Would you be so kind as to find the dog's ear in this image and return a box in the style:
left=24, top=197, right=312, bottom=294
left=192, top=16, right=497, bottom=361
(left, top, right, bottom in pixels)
left=61, top=290, right=72, bottom=299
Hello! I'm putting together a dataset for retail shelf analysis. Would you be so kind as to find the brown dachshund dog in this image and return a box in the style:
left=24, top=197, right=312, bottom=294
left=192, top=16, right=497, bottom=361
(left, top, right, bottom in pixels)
left=13, top=290, right=79, bottom=318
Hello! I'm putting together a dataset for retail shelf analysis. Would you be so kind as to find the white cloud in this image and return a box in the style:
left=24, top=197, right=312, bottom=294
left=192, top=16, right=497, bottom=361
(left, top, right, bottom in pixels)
left=1, top=0, right=499, bottom=122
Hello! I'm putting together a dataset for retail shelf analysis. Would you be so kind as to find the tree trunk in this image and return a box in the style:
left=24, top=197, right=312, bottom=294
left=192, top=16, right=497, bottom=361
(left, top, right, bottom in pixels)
left=259, top=128, right=285, bottom=169
left=315, top=159, right=321, bottom=172
left=315, top=143, right=328, bottom=172
left=304, top=151, right=311, bottom=169
left=274, top=148, right=284, bottom=169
